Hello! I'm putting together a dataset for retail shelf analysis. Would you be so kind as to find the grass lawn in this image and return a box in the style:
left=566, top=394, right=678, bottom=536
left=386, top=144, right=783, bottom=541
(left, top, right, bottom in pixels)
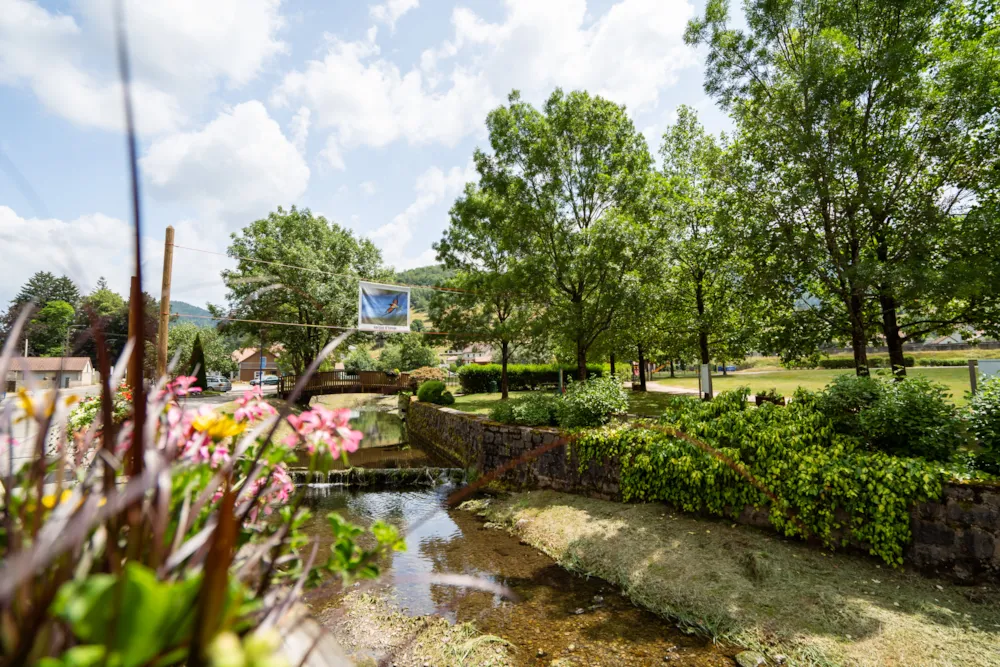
left=470, top=491, right=1000, bottom=666
left=654, top=367, right=973, bottom=405
left=449, top=390, right=682, bottom=418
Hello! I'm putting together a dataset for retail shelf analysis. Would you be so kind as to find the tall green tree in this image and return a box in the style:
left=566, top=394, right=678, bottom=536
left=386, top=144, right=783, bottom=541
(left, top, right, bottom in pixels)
left=433, top=184, right=537, bottom=399
left=222, top=207, right=387, bottom=375
left=688, top=0, right=1000, bottom=375
left=28, top=300, right=76, bottom=357
left=2, top=271, right=80, bottom=355
left=187, top=333, right=208, bottom=391
left=658, top=106, right=760, bottom=376
left=474, top=89, right=654, bottom=380
left=167, top=322, right=237, bottom=376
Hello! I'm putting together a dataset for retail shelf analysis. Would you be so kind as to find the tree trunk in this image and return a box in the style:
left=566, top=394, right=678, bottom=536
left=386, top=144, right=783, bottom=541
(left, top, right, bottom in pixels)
left=698, top=332, right=710, bottom=365
left=879, top=290, right=907, bottom=377
left=722, top=360, right=728, bottom=376
left=610, top=352, right=616, bottom=376
left=637, top=343, right=647, bottom=392
left=577, top=343, right=588, bottom=382
left=848, top=291, right=870, bottom=376
left=669, top=358, right=675, bottom=378
left=500, top=340, right=510, bottom=399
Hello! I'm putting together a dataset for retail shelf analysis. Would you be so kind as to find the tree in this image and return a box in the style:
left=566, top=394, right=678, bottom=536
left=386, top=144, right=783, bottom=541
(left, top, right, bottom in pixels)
left=376, top=335, right=438, bottom=372
left=222, top=207, right=387, bottom=375
left=688, top=0, right=1000, bottom=375
left=167, top=322, right=237, bottom=376
left=658, top=107, right=760, bottom=379
left=2, top=271, right=80, bottom=355
left=187, top=333, right=208, bottom=391
left=343, top=347, right=377, bottom=372
left=433, top=183, right=537, bottom=399
left=475, top=89, right=653, bottom=380
left=28, top=300, right=76, bottom=357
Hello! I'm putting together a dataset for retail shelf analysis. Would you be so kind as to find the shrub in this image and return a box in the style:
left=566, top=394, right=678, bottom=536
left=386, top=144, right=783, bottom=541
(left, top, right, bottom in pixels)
left=557, top=374, right=629, bottom=428
left=343, top=346, right=377, bottom=372
left=458, top=363, right=607, bottom=393
left=417, top=380, right=453, bottom=405
left=575, top=388, right=946, bottom=565
left=488, top=399, right=516, bottom=424
left=968, top=376, right=1000, bottom=473
left=408, top=366, right=447, bottom=389
left=817, top=355, right=914, bottom=369
left=817, top=374, right=964, bottom=460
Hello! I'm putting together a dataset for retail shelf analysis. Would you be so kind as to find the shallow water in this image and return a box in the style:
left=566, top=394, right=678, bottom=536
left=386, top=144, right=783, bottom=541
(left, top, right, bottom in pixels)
left=303, top=485, right=737, bottom=666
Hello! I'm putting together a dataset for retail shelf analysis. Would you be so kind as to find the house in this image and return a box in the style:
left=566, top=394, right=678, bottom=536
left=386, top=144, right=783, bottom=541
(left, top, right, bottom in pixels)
left=441, top=344, right=493, bottom=366
left=5, top=357, right=95, bottom=391
left=232, top=346, right=283, bottom=382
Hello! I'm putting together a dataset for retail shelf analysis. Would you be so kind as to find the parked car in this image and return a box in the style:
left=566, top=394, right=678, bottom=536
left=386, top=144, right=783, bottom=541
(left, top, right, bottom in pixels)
left=250, top=374, right=280, bottom=387
left=206, top=375, right=232, bottom=392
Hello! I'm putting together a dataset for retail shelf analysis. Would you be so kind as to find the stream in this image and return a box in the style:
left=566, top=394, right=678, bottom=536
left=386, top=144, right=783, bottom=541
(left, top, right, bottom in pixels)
left=300, top=396, right=736, bottom=665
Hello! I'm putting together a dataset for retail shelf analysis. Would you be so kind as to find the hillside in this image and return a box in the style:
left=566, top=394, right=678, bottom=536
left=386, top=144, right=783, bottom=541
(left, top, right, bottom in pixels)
left=393, top=265, right=455, bottom=311
left=170, top=301, right=215, bottom=327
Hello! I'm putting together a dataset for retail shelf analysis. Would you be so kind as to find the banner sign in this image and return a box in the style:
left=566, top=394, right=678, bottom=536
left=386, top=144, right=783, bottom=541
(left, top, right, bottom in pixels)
left=358, top=281, right=410, bottom=332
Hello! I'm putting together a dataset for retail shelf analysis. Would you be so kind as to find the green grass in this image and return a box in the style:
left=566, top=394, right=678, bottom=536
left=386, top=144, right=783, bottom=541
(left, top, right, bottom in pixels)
left=654, top=367, right=973, bottom=405
left=449, top=390, right=678, bottom=418
left=470, top=491, right=1000, bottom=666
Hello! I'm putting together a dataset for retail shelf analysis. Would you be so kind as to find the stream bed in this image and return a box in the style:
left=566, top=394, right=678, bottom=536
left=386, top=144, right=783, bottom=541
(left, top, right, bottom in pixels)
left=301, top=484, right=738, bottom=666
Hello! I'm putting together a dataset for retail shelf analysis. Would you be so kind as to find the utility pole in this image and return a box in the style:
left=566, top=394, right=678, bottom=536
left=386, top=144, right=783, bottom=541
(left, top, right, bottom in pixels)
left=156, top=225, right=175, bottom=378
left=126, top=275, right=140, bottom=388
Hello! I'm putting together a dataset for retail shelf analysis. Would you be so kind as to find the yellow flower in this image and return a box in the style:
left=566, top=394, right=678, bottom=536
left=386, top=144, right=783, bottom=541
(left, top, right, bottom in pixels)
left=41, top=489, right=74, bottom=509
left=192, top=413, right=246, bottom=440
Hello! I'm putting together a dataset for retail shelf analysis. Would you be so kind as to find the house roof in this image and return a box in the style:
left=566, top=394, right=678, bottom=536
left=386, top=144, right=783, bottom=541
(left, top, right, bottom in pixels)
left=231, top=345, right=284, bottom=363
left=10, top=357, right=92, bottom=372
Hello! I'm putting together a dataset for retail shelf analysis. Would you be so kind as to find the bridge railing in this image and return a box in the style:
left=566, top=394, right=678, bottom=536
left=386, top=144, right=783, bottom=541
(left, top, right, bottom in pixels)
left=277, top=370, right=411, bottom=397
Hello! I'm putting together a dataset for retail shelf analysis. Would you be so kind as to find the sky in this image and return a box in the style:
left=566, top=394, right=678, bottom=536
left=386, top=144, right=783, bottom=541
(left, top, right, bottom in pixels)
left=0, top=0, right=738, bottom=309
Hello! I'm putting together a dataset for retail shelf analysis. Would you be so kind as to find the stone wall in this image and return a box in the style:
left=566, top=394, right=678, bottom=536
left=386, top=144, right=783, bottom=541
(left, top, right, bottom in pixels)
left=407, top=400, right=621, bottom=500
left=408, top=399, right=1000, bottom=581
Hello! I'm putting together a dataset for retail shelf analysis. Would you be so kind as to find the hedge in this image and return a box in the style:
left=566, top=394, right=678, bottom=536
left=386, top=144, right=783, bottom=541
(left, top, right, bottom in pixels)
left=818, top=355, right=915, bottom=369
left=457, top=363, right=608, bottom=393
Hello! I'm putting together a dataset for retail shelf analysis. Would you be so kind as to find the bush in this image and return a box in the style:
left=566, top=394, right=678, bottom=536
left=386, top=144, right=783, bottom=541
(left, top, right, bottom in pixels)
left=915, top=358, right=968, bottom=367
left=416, top=380, right=453, bottom=405
left=458, top=363, right=607, bottom=393
left=343, top=347, right=377, bottom=372
left=489, top=392, right=562, bottom=426
left=968, top=376, right=1000, bottom=473
left=408, top=366, right=447, bottom=389
left=817, top=355, right=914, bottom=369
left=574, top=388, right=947, bottom=565
left=816, top=374, right=964, bottom=461
left=556, top=374, right=629, bottom=429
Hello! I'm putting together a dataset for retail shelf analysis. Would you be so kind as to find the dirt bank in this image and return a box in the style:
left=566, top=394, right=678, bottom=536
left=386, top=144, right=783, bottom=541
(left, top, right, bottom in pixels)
left=468, top=491, right=1000, bottom=667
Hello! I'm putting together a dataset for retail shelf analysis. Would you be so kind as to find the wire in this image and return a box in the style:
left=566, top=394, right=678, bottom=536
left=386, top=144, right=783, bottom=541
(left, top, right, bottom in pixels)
left=170, top=243, right=473, bottom=294
left=171, top=312, right=476, bottom=337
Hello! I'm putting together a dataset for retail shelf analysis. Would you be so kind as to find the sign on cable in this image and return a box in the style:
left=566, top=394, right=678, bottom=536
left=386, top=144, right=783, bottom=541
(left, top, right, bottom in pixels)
left=358, top=281, right=411, bottom=332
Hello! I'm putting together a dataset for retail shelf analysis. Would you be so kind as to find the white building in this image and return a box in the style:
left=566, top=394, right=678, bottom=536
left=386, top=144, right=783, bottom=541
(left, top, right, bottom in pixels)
left=5, top=357, right=95, bottom=391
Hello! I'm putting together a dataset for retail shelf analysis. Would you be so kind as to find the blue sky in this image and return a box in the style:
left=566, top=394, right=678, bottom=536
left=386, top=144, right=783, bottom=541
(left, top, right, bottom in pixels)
left=0, top=0, right=738, bottom=308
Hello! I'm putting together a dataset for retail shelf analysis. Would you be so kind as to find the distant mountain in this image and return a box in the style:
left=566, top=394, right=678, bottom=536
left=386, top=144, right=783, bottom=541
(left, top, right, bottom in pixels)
left=393, top=265, right=455, bottom=312
left=170, top=301, right=215, bottom=327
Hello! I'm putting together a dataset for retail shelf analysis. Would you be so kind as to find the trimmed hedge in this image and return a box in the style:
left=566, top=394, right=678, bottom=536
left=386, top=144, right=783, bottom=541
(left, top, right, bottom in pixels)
left=416, top=380, right=454, bottom=405
left=818, top=355, right=915, bottom=369
left=457, top=363, right=608, bottom=393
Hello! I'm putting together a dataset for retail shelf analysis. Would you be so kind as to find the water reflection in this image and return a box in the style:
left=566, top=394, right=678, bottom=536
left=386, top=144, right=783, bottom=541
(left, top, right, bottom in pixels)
left=303, top=486, right=737, bottom=666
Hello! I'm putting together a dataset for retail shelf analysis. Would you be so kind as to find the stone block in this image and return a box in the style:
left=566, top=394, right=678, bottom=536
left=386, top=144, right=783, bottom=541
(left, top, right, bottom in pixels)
left=914, top=519, right=956, bottom=547
left=964, top=529, right=996, bottom=561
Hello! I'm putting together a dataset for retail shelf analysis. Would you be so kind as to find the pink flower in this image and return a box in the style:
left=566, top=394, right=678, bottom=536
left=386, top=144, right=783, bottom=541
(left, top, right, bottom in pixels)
left=169, top=375, right=202, bottom=397
left=283, top=407, right=363, bottom=459
left=233, top=387, right=276, bottom=424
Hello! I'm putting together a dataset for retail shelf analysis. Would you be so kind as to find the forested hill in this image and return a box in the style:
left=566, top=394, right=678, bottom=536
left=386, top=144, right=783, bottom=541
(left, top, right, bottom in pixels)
left=393, top=265, right=455, bottom=311
left=170, top=301, right=215, bottom=326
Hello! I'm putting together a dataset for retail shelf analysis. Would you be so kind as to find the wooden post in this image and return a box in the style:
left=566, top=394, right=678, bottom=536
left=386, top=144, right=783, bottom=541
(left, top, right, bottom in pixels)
left=126, top=275, right=140, bottom=388
left=969, top=359, right=978, bottom=395
left=156, top=226, right=175, bottom=378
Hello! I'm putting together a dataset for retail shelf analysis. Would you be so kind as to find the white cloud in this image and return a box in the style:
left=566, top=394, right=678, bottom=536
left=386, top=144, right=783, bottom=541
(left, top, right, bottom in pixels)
left=0, top=0, right=286, bottom=134
left=290, top=106, right=311, bottom=153
left=369, top=161, right=476, bottom=268
left=0, top=206, right=133, bottom=303
left=369, top=0, right=419, bottom=30
left=359, top=181, right=378, bottom=196
left=272, top=0, right=697, bottom=168
left=140, top=101, right=309, bottom=225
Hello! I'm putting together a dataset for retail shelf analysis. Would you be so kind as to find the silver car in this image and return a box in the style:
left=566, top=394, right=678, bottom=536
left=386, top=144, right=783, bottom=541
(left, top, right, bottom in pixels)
left=206, top=375, right=232, bottom=392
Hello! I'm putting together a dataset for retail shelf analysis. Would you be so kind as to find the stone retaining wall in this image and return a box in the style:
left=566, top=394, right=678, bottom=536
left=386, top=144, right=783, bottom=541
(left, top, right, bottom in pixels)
left=408, top=398, right=1000, bottom=582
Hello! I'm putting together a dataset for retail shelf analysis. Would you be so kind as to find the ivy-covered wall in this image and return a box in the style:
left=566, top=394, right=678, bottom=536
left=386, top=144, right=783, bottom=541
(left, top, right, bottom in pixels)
left=408, top=400, right=1000, bottom=581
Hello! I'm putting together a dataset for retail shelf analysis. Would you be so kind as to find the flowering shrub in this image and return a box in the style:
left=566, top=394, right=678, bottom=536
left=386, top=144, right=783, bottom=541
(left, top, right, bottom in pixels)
left=3, top=372, right=405, bottom=665
left=66, top=380, right=137, bottom=434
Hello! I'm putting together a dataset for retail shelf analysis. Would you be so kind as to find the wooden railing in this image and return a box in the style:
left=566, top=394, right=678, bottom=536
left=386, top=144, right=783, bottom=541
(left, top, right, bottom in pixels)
left=277, top=370, right=411, bottom=398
